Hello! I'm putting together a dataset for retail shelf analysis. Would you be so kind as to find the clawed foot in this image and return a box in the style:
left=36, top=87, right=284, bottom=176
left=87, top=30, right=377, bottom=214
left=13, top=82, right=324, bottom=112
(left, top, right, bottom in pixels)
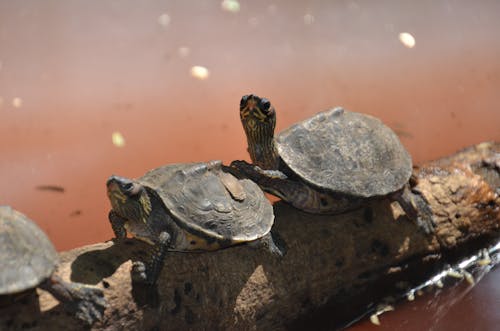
left=131, top=261, right=150, bottom=284
left=58, top=282, right=107, bottom=325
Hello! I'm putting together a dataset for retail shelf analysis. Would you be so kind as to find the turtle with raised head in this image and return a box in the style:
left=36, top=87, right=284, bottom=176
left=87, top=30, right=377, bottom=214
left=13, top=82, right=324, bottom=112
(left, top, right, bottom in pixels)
left=0, top=206, right=106, bottom=325
left=106, top=160, right=282, bottom=285
left=231, top=94, right=433, bottom=232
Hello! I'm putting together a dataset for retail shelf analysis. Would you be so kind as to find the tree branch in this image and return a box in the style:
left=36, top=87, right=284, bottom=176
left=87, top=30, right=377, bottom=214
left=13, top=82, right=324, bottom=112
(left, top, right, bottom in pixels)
left=2, top=142, right=499, bottom=331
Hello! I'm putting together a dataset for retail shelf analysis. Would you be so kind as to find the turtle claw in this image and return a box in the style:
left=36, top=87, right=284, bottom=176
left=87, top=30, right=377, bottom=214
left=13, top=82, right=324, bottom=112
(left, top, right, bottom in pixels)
left=131, top=261, right=149, bottom=284
left=68, top=286, right=106, bottom=325
left=44, top=277, right=107, bottom=325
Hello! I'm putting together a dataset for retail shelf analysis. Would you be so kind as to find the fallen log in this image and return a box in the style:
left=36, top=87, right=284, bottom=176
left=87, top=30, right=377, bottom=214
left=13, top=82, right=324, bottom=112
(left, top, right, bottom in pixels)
left=1, top=142, right=499, bottom=331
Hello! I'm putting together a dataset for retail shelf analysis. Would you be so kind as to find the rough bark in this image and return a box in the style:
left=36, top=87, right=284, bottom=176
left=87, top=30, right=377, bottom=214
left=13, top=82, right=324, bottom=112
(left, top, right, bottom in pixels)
left=1, top=142, right=499, bottom=331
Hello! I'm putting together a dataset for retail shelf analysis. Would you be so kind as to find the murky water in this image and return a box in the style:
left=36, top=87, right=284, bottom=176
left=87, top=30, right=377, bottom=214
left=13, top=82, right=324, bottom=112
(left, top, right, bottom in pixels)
left=1, top=1, right=499, bottom=330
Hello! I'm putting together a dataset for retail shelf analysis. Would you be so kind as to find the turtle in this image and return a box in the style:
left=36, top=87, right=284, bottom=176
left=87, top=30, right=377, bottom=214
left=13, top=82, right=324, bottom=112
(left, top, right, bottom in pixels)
left=106, top=160, right=282, bottom=286
left=230, top=94, right=433, bottom=232
left=0, top=206, right=106, bottom=325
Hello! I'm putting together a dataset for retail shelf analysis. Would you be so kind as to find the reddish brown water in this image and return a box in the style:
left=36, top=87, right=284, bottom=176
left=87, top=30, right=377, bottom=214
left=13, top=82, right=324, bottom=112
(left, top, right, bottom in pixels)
left=1, top=1, right=499, bottom=330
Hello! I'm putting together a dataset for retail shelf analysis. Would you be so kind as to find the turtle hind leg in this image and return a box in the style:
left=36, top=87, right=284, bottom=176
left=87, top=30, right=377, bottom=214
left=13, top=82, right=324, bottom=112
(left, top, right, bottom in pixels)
left=393, top=186, right=435, bottom=235
left=132, top=231, right=171, bottom=285
left=249, top=231, right=287, bottom=257
left=40, top=275, right=106, bottom=325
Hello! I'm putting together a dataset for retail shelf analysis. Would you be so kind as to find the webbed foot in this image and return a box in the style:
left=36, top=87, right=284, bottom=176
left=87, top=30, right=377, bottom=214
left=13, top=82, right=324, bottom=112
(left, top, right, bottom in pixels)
left=42, top=275, right=106, bottom=325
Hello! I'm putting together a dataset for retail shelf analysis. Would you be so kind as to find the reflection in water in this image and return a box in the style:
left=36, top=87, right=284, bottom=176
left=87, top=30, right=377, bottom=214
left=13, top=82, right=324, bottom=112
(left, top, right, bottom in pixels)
left=348, top=241, right=500, bottom=330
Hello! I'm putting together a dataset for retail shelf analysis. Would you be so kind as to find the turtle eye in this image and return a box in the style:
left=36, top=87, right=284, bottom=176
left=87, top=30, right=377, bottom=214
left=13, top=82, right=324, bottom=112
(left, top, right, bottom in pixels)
left=122, top=182, right=134, bottom=192
left=259, top=98, right=271, bottom=113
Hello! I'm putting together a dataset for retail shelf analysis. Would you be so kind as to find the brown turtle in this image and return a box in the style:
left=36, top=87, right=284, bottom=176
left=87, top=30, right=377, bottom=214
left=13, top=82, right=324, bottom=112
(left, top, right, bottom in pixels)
left=231, top=94, right=433, bottom=232
left=106, top=160, right=282, bottom=285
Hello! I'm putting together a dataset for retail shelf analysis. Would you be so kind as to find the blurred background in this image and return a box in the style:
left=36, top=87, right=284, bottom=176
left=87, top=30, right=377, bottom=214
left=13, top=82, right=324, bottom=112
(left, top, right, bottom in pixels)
left=0, top=1, right=499, bottom=330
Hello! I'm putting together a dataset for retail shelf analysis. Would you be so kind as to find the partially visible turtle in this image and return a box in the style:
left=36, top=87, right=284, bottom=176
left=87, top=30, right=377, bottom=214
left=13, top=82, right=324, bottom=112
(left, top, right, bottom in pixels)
left=107, top=160, right=282, bottom=285
left=0, top=206, right=106, bottom=325
left=231, top=94, right=433, bottom=231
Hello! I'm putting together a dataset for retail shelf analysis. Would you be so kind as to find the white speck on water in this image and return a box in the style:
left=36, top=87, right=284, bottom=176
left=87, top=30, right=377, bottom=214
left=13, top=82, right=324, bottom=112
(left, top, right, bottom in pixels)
left=399, top=32, right=416, bottom=48
left=0, top=97, right=3, bottom=109
left=12, top=97, right=23, bottom=108
left=248, top=17, right=259, bottom=27
left=158, top=13, right=171, bottom=28
left=190, top=66, right=210, bottom=80
left=221, top=0, right=240, bottom=13
left=178, top=47, right=190, bottom=58
left=267, top=4, right=277, bottom=15
left=112, top=131, right=126, bottom=147
left=303, top=13, right=315, bottom=25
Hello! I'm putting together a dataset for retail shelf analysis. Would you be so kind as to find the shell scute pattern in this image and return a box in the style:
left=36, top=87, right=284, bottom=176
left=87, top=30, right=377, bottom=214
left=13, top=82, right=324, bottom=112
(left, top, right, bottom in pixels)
left=0, top=206, right=58, bottom=294
left=138, top=162, right=274, bottom=243
left=276, top=108, right=412, bottom=198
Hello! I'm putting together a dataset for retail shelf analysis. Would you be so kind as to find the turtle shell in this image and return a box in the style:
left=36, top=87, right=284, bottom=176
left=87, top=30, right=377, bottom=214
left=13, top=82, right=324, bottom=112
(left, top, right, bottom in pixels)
left=0, top=206, right=58, bottom=295
left=137, top=161, right=274, bottom=242
left=276, top=108, right=412, bottom=198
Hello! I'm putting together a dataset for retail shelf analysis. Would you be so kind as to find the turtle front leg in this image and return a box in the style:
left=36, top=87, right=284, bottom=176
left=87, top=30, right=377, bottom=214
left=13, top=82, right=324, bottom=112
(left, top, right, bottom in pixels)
left=132, top=231, right=171, bottom=285
left=393, top=186, right=435, bottom=234
left=108, top=210, right=127, bottom=239
left=249, top=231, right=287, bottom=257
left=40, top=275, right=106, bottom=325
left=230, top=160, right=357, bottom=214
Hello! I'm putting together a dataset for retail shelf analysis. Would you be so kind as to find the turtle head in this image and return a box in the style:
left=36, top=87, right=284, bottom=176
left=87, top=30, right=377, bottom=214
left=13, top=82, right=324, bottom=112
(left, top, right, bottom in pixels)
left=239, top=94, right=279, bottom=169
left=106, top=175, right=152, bottom=223
left=240, top=94, right=275, bottom=125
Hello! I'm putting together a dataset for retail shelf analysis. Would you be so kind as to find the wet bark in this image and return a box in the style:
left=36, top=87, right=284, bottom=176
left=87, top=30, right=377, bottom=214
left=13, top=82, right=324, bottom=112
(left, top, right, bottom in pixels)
left=1, top=142, right=499, bottom=331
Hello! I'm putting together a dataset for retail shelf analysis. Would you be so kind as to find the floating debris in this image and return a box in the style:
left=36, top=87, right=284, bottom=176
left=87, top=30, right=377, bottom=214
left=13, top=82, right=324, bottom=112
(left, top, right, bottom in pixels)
left=12, top=97, right=23, bottom=108
left=0, top=96, right=3, bottom=109
left=221, top=0, right=240, bottom=13
left=463, top=270, right=475, bottom=285
left=112, top=131, right=126, bottom=147
left=69, top=210, right=82, bottom=217
left=158, top=13, right=171, bottom=28
left=369, top=314, right=380, bottom=326
left=178, top=46, right=190, bottom=58
left=369, top=304, right=394, bottom=326
left=398, top=32, right=416, bottom=48
left=446, top=270, right=464, bottom=279
left=477, top=249, right=492, bottom=266
left=190, top=65, right=210, bottom=80
left=367, top=241, right=499, bottom=327
left=36, top=185, right=65, bottom=193
left=303, top=13, right=315, bottom=25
